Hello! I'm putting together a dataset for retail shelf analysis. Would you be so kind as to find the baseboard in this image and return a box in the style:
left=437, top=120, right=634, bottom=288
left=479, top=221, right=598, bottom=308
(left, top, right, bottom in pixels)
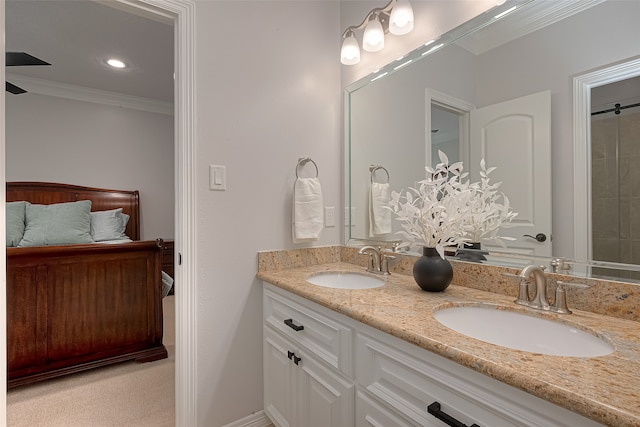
left=223, top=410, right=272, bottom=427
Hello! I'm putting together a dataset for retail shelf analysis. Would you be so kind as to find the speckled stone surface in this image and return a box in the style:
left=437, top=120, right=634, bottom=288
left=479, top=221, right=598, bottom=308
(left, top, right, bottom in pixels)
left=257, top=247, right=640, bottom=426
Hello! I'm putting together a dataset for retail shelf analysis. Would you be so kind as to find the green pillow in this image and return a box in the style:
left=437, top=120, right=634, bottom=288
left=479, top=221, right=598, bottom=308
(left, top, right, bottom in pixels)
left=6, top=201, right=26, bottom=247
left=18, top=200, right=94, bottom=247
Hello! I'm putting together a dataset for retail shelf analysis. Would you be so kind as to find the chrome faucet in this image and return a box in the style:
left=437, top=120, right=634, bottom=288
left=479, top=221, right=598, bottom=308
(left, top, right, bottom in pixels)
left=517, top=265, right=550, bottom=309
left=515, top=264, right=591, bottom=314
left=358, top=245, right=395, bottom=275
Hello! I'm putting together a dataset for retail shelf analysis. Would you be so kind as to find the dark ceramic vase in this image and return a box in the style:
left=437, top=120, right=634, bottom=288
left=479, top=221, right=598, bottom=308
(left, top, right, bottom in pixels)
left=455, top=242, right=488, bottom=262
left=412, top=247, right=453, bottom=292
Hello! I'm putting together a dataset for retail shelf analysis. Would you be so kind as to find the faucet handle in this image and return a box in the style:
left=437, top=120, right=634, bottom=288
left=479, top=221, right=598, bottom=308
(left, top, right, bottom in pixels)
left=502, top=272, right=531, bottom=305
left=551, top=281, right=592, bottom=314
left=551, top=257, right=572, bottom=273
left=380, top=253, right=396, bottom=275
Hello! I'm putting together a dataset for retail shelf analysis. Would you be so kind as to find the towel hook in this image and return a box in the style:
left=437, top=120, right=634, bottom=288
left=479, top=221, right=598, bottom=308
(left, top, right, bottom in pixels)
left=369, top=164, right=390, bottom=184
left=296, top=157, right=319, bottom=179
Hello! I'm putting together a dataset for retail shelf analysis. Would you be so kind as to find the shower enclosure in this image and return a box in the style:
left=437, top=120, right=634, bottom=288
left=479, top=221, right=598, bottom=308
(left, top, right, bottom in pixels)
left=591, top=99, right=640, bottom=266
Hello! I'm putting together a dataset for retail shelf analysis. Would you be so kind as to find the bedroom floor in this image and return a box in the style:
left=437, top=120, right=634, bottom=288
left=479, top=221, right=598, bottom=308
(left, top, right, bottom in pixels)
left=7, top=296, right=176, bottom=427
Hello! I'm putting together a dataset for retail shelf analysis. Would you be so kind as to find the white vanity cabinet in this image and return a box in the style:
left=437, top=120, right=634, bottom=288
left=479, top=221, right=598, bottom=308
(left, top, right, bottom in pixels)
left=263, top=282, right=604, bottom=427
left=354, top=329, right=603, bottom=427
left=263, top=285, right=354, bottom=427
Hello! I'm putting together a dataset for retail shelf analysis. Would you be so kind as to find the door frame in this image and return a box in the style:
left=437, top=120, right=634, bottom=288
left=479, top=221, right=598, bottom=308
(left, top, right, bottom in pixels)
left=0, top=0, right=197, bottom=425
left=573, top=57, right=640, bottom=262
left=425, top=88, right=475, bottom=171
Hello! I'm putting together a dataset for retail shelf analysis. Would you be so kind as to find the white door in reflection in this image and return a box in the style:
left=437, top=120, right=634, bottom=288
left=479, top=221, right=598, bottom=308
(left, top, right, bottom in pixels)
left=469, top=90, right=552, bottom=257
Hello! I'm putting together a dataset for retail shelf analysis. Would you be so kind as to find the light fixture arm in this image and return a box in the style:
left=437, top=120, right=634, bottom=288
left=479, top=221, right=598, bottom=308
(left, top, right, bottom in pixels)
left=341, top=0, right=395, bottom=38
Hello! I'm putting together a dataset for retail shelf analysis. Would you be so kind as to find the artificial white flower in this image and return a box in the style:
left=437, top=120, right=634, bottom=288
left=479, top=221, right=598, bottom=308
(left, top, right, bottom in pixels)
left=387, top=151, right=518, bottom=258
left=388, top=151, right=473, bottom=258
left=463, top=158, right=518, bottom=245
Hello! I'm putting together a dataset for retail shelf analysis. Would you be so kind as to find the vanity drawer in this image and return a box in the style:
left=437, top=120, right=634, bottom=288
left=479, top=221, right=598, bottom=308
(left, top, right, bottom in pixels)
left=263, top=285, right=353, bottom=377
left=356, top=331, right=604, bottom=427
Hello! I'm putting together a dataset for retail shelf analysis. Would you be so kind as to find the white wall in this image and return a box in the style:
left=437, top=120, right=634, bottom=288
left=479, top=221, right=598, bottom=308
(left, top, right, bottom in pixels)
left=6, top=94, right=174, bottom=240
left=194, top=1, right=341, bottom=425
left=189, top=2, right=498, bottom=424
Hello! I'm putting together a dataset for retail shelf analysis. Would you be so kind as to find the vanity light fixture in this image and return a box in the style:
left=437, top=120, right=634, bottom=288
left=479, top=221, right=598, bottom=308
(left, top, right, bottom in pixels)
left=363, top=13, right=385, bottom=52
left=340, top=0, right=414, bottom=65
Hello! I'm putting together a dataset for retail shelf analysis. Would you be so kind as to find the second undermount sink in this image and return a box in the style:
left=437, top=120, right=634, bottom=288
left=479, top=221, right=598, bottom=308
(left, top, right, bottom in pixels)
left=306, top=272, right=385, bottom=290
left=433, top=305, right=614, bottom=357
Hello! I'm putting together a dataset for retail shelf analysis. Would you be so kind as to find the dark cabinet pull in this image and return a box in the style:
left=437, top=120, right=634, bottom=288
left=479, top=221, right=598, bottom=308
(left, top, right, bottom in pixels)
left=284, top=318, right=304, bottom=331
left=287, top=351, right=295, bottom=360
left=523, top=233, right=547, bottom=242
left=427, top=402, right=480, bottom=427
left=293, top=355, right=301, bottom=365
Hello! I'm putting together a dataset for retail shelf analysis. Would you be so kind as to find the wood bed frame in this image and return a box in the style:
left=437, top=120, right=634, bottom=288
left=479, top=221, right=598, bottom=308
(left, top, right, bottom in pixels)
left=6, top=182, right=168, bottom=388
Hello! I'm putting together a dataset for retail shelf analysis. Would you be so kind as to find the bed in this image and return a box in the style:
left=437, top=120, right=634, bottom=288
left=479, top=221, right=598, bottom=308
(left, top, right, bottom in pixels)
left=6, top=182, right=168, bottom=388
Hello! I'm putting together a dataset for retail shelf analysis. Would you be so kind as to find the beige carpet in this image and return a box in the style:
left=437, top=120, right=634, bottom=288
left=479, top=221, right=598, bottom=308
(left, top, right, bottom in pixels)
left=7, top=296, right=176, bottom=427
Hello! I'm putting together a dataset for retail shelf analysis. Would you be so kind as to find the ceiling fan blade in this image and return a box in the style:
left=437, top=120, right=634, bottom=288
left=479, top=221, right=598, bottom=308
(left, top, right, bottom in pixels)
left=6, top=52, right=50, bottom=67
left=6, top=81, right=27, bottom=94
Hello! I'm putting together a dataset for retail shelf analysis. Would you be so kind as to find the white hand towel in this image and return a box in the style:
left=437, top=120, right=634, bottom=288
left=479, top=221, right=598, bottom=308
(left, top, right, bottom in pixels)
left=369, top=182, right=392, bottom=236
left=293, top=177, right=324, bottom=243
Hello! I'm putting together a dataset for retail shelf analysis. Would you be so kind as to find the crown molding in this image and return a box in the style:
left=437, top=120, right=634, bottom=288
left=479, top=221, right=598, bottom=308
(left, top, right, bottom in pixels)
left=5, top=73, right=173, bottom=115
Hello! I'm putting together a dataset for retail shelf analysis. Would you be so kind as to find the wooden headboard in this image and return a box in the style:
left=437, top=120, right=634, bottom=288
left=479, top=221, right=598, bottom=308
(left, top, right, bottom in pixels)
left=6, top=182, right=140, bottom=240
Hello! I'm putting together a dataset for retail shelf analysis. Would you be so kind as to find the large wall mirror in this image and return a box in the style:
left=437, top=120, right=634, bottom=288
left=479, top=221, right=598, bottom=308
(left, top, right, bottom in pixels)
left=345, top=0, right=640, bottom=280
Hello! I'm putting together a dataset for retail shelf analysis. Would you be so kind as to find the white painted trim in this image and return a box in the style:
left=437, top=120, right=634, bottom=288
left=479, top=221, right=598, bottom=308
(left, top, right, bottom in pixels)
left=0, top=1, right=7, bottom=425
left=223, top=411, right=273, bottom=427
left=5, top=74, right=173, bottom=115
left=573, top=56, right=640, bottom=261
left=425, top=88, right=476, bottom=172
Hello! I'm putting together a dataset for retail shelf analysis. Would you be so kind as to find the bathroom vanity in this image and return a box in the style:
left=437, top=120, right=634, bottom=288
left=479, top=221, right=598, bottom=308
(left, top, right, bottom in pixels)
left=258, top=249, right=640, bottom=427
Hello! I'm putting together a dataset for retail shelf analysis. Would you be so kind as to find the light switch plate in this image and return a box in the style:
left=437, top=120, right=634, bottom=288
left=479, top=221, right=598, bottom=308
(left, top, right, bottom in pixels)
left=209, top=165, right=226, bottom=191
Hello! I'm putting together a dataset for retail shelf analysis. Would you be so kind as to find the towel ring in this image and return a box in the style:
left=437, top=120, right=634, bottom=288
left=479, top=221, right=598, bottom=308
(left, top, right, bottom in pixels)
left=296, top=157, right=319, bottom=179
left=369, top=165, right=390, bottom=184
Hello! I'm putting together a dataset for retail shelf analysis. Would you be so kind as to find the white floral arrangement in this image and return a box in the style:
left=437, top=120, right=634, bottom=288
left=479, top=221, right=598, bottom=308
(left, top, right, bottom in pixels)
left=387, top=151, right=517, bottom=258
left=463, top=159, right=518, bottom=246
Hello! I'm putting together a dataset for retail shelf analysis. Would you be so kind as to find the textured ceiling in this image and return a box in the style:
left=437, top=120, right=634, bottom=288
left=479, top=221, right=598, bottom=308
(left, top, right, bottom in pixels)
left=6, top=0, right=174, bottom=102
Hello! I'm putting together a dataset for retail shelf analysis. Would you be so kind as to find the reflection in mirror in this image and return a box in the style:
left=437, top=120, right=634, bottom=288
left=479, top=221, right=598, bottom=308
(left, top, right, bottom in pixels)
left=345, top=0, right=640, bottom=281
left=591, top=76, right=640, bottom=277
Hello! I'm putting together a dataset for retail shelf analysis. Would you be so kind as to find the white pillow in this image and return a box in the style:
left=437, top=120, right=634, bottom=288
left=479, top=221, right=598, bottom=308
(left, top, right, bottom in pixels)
left=90, top=208, right=129, bottom=242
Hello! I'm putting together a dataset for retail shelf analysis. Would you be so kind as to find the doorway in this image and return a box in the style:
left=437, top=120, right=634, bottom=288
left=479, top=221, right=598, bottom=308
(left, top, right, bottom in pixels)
left=1, top=0, right=196, bottom=425
left=573, top=57, right=640, bottom=263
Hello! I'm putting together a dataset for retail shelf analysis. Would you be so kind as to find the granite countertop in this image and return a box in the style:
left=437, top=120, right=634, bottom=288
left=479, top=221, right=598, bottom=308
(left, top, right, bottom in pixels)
left=257, top=261, right=640, bottom=427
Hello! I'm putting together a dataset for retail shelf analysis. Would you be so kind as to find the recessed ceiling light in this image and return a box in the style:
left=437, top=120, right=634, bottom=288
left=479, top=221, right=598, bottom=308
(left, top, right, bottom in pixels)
left=106, top=58, right=127, bottom=69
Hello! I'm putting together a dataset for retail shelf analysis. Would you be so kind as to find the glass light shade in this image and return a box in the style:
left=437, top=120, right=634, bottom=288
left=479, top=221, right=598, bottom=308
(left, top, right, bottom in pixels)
left=340, top=34, right=361, bottom=65
left=362, top=16, right=385, bottom=52
left=389, top=0, right=414, bottom=35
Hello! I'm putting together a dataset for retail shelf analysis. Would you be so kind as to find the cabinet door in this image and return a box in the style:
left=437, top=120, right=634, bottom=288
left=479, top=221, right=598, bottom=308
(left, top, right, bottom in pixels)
left=264, top=327, right=295, bottom=427
left=296, top=347, right=354, bottom=427
left=356, top=389, right=415, bottom=427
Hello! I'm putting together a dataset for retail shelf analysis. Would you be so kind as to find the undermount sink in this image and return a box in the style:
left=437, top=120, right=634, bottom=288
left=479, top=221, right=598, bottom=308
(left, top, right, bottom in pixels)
left=433, top=305, right=614, bottom=357
left=306, top=272, right=385, bottom=290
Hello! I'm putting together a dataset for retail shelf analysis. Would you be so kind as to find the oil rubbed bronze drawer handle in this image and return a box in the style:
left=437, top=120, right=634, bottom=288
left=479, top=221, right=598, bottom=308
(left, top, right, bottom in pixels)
left=427, top=402, right=480, bottom=427
left=284, top=318, right=304, bottom=332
